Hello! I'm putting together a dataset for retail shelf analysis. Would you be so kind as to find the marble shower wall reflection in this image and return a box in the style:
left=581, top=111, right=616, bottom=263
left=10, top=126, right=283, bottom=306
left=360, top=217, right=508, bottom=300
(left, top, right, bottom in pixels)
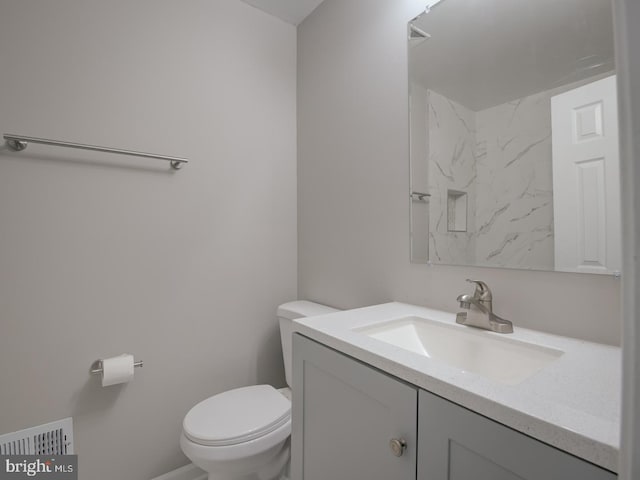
left=427, top=90, right=477, bottom=265
left=416, top=75, right=609, bottom=269
left=474, top=89, right=554, bottom=269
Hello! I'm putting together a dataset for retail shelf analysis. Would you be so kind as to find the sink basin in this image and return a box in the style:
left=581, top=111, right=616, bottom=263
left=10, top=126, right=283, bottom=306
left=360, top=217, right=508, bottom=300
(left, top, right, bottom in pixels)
left=355, top=316, right=564, bottom=385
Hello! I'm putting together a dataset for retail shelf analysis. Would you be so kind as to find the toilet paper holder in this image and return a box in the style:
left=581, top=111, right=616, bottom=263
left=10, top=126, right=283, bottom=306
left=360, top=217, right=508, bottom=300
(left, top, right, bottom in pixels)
left=90, top=358, right=144, bottom=375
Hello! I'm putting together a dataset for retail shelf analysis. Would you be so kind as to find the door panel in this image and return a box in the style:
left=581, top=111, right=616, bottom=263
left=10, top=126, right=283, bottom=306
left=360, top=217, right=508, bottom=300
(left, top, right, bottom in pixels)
left=551, top=75, right=621, bottom=274
left=291, top=334, right=417, bottom=480
left=418, top=390, right=616, bottom=480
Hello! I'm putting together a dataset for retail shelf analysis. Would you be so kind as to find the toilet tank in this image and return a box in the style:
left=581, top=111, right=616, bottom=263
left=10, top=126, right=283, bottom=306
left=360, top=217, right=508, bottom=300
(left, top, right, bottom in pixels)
left=278, top=301, right=339, bottom=387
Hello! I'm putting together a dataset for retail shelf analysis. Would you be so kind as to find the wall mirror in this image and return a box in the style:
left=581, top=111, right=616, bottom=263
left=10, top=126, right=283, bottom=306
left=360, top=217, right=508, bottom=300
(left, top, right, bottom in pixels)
left=408, top=0, right=620, bottom=275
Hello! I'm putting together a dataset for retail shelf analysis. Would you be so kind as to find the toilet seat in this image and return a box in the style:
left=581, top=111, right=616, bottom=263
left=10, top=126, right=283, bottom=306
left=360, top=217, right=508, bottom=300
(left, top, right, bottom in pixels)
left=183, top=385, right=291, bottom=447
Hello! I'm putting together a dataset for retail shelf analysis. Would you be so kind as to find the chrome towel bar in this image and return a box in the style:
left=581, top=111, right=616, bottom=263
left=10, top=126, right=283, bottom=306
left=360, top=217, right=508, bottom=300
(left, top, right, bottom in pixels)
left=411, top=191, right=431, bottom=201
left=4, top=133, right=188, bottom=170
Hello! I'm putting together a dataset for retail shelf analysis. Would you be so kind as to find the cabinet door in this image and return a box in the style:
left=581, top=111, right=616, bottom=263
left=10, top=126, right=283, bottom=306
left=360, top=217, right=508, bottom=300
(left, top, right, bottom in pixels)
left=291, top=334, right=417, bottom=480
left=418, top=390, right=616, bottom=480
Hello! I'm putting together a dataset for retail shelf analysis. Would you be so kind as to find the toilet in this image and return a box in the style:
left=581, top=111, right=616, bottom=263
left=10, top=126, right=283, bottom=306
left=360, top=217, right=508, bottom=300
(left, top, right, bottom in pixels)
left=180, top=301, right=338, bottom=480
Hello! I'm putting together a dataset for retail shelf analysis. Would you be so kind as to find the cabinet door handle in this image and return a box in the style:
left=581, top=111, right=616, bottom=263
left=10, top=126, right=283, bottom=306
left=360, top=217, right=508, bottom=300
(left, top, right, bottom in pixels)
left=389, top=438, right=407, bottom=457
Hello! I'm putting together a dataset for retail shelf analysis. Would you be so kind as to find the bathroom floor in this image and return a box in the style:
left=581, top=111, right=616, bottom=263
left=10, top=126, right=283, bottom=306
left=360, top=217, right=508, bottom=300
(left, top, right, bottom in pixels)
left=152, top=463, right=290, bottom=480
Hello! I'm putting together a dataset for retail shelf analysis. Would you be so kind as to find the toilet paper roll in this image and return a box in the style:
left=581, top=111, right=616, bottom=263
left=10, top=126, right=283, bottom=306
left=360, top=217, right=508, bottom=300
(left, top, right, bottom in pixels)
left=101, top=354, right=135, bottom=387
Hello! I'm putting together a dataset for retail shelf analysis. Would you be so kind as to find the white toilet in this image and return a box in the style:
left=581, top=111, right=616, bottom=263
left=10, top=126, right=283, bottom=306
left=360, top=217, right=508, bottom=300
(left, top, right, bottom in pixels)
left=180, top=301, right=338, bottom=480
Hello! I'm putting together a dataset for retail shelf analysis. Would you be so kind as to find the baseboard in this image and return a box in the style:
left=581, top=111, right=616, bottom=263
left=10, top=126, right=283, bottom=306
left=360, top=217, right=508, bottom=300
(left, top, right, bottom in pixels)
left=151, top=463, right=207, bottom=480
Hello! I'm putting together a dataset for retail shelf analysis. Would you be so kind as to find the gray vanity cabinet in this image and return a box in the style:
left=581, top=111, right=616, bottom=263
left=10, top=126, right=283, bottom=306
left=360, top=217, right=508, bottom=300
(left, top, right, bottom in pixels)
left=292, top=334, right=616, bottom=480
left=291, top=334, right=418, bottom=480
left=418, top=390, right=616, bottom=480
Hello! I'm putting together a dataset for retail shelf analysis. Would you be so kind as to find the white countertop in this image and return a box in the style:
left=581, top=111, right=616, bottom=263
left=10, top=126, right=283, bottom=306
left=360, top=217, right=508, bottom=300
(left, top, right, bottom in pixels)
left=292, top=302, right=621, bottom=473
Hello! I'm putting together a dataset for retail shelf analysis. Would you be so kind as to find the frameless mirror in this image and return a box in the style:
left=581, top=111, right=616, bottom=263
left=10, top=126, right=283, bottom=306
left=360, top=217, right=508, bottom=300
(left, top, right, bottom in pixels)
left=409, top=0, right=620, bottom=275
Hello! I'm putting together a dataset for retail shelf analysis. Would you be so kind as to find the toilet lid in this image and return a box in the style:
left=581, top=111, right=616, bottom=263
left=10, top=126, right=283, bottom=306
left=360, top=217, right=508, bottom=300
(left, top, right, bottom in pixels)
left=183, top=385, right=291, bottom=447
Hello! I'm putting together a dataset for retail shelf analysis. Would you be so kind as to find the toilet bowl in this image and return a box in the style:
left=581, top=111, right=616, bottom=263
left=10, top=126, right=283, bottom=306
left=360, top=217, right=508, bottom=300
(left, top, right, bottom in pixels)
left=180, top=301, right=338, bottom=480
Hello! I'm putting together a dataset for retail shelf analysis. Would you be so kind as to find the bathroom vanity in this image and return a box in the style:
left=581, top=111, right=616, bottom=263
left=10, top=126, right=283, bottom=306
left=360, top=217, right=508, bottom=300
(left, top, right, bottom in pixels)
left=290, top=303, right=620, bottom=480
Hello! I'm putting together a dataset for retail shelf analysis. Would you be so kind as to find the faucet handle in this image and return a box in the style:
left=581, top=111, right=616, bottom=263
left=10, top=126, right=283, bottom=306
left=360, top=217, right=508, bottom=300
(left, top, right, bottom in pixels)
left=466, top=279, right=492, bottom=301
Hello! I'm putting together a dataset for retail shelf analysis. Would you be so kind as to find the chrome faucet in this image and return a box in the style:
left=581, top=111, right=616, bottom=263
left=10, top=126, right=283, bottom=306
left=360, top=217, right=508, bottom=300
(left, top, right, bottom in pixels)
left=456, top=280, right=513, bottom=334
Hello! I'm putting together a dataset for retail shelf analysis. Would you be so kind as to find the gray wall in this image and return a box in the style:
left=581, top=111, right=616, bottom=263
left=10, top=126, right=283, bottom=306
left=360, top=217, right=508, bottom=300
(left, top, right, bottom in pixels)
left=0, top=1, right=296, bottom=479
left=298, top=0, right=621, bottom=346
left=616, top=0, right=640, bottom=477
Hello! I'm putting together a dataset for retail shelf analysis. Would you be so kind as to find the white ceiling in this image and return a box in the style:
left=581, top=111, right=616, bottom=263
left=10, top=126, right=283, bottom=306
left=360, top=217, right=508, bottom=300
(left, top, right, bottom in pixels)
left=410, top=0, right=614, bottom=111
left=239, top=0, right=326, bottom=25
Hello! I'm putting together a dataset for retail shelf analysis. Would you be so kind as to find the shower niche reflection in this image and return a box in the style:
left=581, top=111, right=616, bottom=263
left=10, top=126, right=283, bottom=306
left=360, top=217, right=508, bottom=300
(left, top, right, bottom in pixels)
left=408, top=0, right=621, bottom=274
